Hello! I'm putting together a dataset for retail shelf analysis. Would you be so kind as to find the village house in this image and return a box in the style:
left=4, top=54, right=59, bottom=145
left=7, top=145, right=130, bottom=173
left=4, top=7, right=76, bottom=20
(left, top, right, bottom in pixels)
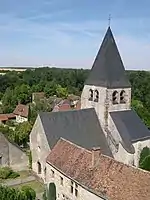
left=30, top=26, right=150, bottom=181
left=0, top=132, right=28, bottom=171
left=0, top=113, right=16, bottom=124
left=13, top=104, right=29, bottom=123
left=45, top=138, right=150, bottom=200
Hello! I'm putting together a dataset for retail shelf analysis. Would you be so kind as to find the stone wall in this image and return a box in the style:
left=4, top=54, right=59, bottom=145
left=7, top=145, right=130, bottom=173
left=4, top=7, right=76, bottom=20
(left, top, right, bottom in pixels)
left=107, top=88, right=131, bottom=112
left=81, top=85, right=107, bottom=129
left=45, top=163, right=105, bottom=200
left=0, top=133, right=9, bottom=166
left=8, top=142, right=28, bottom=171
left=133, top=139, right=150, bottom=167
left=30, top=115, right=50, bottom=180
left=0, top=132, right=28, bottom=170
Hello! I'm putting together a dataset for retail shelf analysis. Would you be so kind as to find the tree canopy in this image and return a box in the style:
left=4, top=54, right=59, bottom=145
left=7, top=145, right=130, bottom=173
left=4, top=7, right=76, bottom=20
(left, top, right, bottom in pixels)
left=0, top=68, right=149, bottom=128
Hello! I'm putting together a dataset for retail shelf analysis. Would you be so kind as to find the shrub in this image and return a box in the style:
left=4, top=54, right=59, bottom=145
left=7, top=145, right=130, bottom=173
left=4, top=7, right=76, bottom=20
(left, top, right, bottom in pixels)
left=0, top=167, right=12, bottom=179
left=0, top=167, right=20, bottom=179
left=8, top=171, right=20, bottom=179
left=21, top=185, right=36, bottom=200
left=140, top=155, right=150, bottom=171
left=28, top=150, right=32, bottom=169
left=139, top=147, right=150, bottom=168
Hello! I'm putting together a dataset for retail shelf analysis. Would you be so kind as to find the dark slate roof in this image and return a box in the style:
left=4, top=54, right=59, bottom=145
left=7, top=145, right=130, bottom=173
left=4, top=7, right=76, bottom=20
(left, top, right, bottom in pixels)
left=85, top=27, right=131, bottom=88
left=110, top=110, right=150, bottom=147
left=39, top=108, right=113, bottom=157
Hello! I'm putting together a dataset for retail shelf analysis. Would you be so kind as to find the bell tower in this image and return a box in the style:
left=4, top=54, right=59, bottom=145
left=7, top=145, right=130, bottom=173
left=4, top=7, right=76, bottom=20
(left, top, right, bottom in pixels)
left=81, top=27, right=131, bottom=131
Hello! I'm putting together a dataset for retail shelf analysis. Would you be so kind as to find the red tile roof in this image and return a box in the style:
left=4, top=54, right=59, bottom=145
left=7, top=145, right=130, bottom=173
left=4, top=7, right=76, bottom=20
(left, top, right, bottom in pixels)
left=13, top=104, right=29, bottom=118
left=47, top=138, right=150, bottom=200
left=6, top=113, right=16, bottom=119
left=0, top=114, right=8, bottom=121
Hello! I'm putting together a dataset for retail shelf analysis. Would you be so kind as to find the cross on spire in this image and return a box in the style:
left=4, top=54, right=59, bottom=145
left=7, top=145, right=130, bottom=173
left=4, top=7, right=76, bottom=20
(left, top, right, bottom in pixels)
left=108, top=14, right=111, bottom=27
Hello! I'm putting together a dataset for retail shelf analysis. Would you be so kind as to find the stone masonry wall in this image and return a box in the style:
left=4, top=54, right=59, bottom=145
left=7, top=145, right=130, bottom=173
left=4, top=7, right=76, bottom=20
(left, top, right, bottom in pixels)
left=30, top=115, right=50, bottom=180
left=45, top=163, right=105, bottom=200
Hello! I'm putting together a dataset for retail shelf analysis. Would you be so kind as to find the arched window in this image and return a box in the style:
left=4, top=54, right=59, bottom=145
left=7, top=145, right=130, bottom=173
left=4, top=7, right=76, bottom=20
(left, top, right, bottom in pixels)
left=112, top=91, right=118, bottom=104
left=89, top=89, right=93, bottom=101
left=37, top=161, right=41, bottom=174
left=120, top=90, right=126, bottom=103
left=94, top=90, right=99, bottom=102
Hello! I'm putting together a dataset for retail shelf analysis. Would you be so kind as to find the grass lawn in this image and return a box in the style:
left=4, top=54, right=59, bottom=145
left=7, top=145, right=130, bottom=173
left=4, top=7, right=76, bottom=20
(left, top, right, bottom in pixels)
left=18, top=170, right=31, bottom=179
left=13, top=180, right=45, bottom=193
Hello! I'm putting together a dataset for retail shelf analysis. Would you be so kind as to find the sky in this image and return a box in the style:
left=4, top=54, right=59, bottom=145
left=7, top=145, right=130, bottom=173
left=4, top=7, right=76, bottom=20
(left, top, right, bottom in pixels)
left=0, top=0, right=150, bottom=70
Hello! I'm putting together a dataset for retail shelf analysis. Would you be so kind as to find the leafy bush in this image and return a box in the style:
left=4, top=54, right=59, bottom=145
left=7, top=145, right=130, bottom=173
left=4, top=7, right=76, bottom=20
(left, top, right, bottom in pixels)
left=139, top=147, right=150, bottom=171
left=21, top=185, right=36, bottom=200
left=0, top=167, right=12, bottom=179
left=0, top=167, right=19, bottom=179
left=8, top=171, right=20, bottom=179
left=28, top=150, right=32, bottom=169
left=0, top=184, right=36, bottom=200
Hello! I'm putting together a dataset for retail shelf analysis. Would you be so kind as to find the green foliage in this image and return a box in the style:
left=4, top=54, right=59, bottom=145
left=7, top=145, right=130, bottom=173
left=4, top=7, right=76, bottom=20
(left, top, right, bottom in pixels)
left=0, top=167, right=19, bottom=179
left=12, top=121, right=32, bottom=147
left=139, top=147, right=150, bottom=171
left=0, top=68, right=150, bottom=128
left=0, top=184, right=36, bottom=200
left=48, top=183, right=56, bottom=200
left=43, top=189, right=48, bottom=200
left=21, top=185, right=36, bottom=200
left=132, top=99, right=150, bottom=128
left=140, top=155, right=150, bottom=171
left=28, top=151, right=32, bottom=169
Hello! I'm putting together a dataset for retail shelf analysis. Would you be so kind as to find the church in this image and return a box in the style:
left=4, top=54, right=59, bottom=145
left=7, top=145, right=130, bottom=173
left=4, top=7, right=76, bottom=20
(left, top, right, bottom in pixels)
left=30, top=26, right=150, bottom=181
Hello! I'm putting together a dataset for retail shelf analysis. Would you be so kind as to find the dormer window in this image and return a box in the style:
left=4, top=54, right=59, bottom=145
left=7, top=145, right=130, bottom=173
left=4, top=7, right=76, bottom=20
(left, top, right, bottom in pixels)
left=89, top=89, right=93, bottom=101
left=120, top=90, right=126, bottom=104
left=94, top=90, right=99, bottom=102
left=112, top=91, right=118, bottom=104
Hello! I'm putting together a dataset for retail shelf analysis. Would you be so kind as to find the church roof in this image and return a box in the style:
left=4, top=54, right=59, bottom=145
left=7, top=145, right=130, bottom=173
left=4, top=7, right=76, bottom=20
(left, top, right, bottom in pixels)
left=47, top=138, right=150, bottom=200
left=110, top=110, right=150, bottom=147
left=39, top=108, right=112, bottom=157
left=85, top=27, right=131, bottom=88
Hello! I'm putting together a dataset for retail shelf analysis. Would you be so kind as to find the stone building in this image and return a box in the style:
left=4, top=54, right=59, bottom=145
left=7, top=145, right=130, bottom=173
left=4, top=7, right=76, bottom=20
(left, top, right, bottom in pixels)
left=45, top=138, right=150, bottom=200
left=81, top=26, right=150, bottom=167
left=13, top=104, right=29, bottom=123
left=30, top=108, right=112, bottom=180
left=0, top=132, right=28, bottom=170
left=30, top=26, right=150, bottom=180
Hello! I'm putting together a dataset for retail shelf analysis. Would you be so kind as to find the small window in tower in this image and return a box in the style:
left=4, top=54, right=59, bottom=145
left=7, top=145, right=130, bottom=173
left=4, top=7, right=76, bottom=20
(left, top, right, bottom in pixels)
left=112, top=91, right=118, bottom=104
left=94, top=90, right=99, bottom=102
left=89, top=89, right=93, bottom=101
left=120, top=90, right=126, bottom=104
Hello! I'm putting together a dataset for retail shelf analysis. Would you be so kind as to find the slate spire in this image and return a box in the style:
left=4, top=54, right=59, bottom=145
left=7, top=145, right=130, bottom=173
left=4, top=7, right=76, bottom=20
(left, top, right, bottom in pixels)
left=85, top=27, right=131, bottom=88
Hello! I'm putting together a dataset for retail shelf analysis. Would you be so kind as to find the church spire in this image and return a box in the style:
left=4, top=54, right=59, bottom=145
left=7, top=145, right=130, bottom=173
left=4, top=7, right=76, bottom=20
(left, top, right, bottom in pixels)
left=85, top=27, right=131, bottom=89
left=108, top=14, right=111, bottom=27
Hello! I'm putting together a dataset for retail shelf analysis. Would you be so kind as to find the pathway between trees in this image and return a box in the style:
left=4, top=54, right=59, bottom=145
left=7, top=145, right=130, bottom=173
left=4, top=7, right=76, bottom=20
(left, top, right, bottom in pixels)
left=2, top=175, right=36, bottom=187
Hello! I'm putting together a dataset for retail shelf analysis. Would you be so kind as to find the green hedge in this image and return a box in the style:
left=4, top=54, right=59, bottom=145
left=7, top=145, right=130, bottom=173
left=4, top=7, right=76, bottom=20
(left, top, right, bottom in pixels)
left=0, top=167, right=19, bottom=179
left=0, top=184, right=36, bottom=200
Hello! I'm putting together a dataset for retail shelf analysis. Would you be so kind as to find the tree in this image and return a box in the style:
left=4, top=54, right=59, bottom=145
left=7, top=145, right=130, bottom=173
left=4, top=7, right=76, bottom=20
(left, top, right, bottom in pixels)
left=139, top=147, right=150, bottom=171
left=21, top=186, right=36, bottom=200
left=56, top=84, right=68, bottom=98
left=12, top=121, right=32, bottom=147
left=0, top=185, right=36, bottom=200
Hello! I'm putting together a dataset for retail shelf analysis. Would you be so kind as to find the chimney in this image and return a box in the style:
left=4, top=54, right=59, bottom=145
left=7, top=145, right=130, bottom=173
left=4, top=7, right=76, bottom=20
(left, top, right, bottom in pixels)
left=92, top=147, right=101, bottom=167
